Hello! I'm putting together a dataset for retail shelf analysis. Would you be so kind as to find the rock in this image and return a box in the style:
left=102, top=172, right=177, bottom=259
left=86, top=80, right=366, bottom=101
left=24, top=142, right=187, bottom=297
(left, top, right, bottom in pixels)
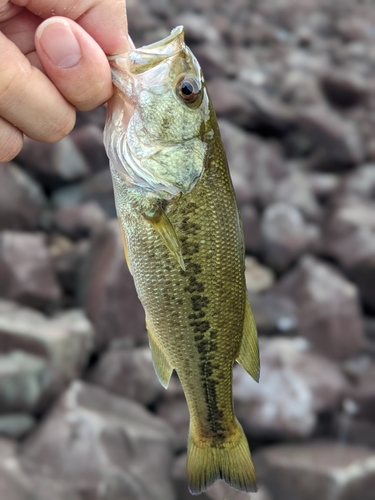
left=171, top=13, right=220, bottom=44
left=334, top=414, right=375, bottom=448
left=193, top=43, right=230, bottom=80
left=16, top=136, right=89, bottom=189
left=52, top=169, right=116, bottom=218
left=340, top=164, right=375, bottom=201
left=20, top=381, right=176, bottom=500
left=273, top=172, right=322, bottom=222
left=336, top=16, right=374, bottom=42
left=240, top=205, right=261, bottom=254
left=87, top=346, right=164, bottom=406
left=172, top=453, right=272, bottom=500
left=320, top=69, right=368, bottom=108
left=70, top=124, right=109, bottom=173
left=273, top=256, right=364, bottom=360
left=0, top=302, right=94, bottom=412
left=322, top=199, right=375, bottom=312
left=0, top=163, right=46, bottom=231
left=156, top=396, right=189, bottom=452
left=295, top=105, right=364, bottom=169
left=80, top=220, right=147, bottom=349
left=0, top=438, right=34, bottom=500
left=245, top=257, right=275, bottom=294
left=0, top=232, right=62, bottom=310
left=260, top=203, right=318, bottom=272
left=233, top=338, right=348, bottom=439
left=208, top=80, right=254, bottom=128
left=255, top=441, right=375, bottom=500
left=307, top=172, right=341, bottom=202
left=218, top=120, right=288, bottom=206
left=0, top=414, right=36, bottom=439
left=248, top=293, right=298, bottom=337
left=281, top=70, right=324, bottom=106
left=51, top=202, right=107, bottom=240
left=346, top=364, right=375, bottom=421
left=49, top=236, right=89, bottom=298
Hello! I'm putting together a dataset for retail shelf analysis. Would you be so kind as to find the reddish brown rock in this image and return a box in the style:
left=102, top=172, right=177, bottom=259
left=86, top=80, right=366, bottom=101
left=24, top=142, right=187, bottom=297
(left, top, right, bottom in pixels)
left=322, top=199, right=375, bottom=312
left=295, top=106, right=364, bottom=169
left=51, top=202, right=107, bottom=240
left=260, top=203, right=318, bottom=272
left=255, top=441, right=375, bottom=500
left=80, top=220, right=147, bottom=349
left=88, top=346, right=164, bottom=406
left=273, top=256, right=364, bottom=360
left=17, top=136, right=89, bottom=189
left=0, top=163, right=46, bottom=231
left=20, top=381, right=176, bottom=500
left=0, top=232, right=61, bottom=310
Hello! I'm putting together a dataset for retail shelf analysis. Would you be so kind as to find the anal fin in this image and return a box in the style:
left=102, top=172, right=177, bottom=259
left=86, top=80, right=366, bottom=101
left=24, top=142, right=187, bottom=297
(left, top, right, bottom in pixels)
left=147, top=321, right=174, bottom=389
left=145, top=208, right=185, bottom=271
left=236, top=299, right=260, bottom=382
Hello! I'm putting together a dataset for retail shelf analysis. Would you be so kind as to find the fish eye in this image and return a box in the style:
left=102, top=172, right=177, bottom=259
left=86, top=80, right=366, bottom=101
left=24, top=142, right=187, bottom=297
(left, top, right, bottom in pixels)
left=177, top=77, right=201, bottom=104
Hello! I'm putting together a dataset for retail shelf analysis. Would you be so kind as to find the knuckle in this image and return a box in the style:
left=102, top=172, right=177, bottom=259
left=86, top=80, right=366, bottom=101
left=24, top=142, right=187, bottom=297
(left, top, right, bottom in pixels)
left=0, top=122, right=23, bottom=162
left=39, top=108, right=76, bottom=143
left=74, top=79, right=111, bottom=112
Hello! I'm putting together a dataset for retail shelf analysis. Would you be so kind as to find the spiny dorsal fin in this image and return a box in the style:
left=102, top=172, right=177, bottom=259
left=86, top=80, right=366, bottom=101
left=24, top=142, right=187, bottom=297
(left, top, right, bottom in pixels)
left=147, top=320, right=174, bottom=389
left=236, top=299, right=260, bottom=382
left=146, top=208, right=185, bottom=271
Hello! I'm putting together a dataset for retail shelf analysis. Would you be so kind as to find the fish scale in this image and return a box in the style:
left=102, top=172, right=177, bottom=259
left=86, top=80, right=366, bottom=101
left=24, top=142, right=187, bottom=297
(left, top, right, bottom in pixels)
left=104, top=26, right=260, bottom=495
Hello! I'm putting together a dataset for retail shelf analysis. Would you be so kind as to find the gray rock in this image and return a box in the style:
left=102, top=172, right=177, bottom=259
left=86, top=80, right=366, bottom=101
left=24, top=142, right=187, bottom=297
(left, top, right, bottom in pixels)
left=88, top=346, right=164, bottom=406
left=20, top=381, right=176, bottom=500
left=0, top=232, right=61, bottom=310
left=248, top=293, right=298, bottom=337
left=17, top=136, right=89, bottom=189
left=0, top=302, right=94, bottom=412
left=255, top=441, right=375, bottom=500
left=80, top=220, right=147, bottom=349
left=208, top=80, right=254, bottom=128
left=281, top=70, right=324, bottom=106
left=0, top=414, right=36, bottom=439
left=0, top=438, right=34, bottom=500
left=320, top=69, right=368, bottom=108
left=0, top=163, right=46, bottom=231
left=273, top=256, right=364, bottom=360
left=171, top=13, right=221, bottom=44
left=307, top=172, right=341, bottom=202
left=341, top=164, right=375, bottom=201
left=233, top=338, right=348, bottom=439
left=193, top=43, right=230, bottom=80
left=260, top=203, right=318, bottom=272
left=156, top=396, right=189, bottom=452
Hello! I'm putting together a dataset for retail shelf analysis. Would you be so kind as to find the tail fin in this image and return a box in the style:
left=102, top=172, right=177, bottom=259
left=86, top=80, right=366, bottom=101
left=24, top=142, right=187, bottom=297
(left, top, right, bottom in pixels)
left=186, top=420, right=257, bottom=495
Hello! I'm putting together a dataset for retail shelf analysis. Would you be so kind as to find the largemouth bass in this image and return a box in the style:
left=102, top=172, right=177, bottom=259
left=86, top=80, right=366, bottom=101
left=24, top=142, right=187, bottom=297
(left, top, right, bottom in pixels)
left=103, top=26, right=259, bottom=495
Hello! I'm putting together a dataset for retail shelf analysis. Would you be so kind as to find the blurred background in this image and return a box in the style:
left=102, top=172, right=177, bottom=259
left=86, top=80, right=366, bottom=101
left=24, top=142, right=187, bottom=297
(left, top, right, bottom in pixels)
left=0, top=0, right=375, bottom=499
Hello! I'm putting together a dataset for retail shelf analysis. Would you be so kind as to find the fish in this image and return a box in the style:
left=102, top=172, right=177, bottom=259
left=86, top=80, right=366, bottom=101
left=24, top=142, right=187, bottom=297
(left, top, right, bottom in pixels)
left=103, top=26, right=260, bottom=495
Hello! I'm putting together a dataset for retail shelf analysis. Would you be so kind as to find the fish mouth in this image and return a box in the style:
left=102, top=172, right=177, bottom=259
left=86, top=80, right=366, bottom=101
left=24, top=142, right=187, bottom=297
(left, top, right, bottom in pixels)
left=108, top=26, right=186, bottom=76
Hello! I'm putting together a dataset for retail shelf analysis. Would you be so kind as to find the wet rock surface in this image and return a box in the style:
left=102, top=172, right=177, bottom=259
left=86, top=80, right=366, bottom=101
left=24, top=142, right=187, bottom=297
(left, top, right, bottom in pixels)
left=1, top=0, right=375, bottom=499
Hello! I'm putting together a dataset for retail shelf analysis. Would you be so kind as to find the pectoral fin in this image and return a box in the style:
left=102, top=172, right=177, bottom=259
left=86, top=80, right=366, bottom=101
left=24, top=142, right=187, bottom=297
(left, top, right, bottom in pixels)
left=145, top=208, right=185, bottom=271
left=118, top=221, right=132, bottom=275
left=147, top=321, right=174, bottom=389
left=236, top=300, right=260, bottom=382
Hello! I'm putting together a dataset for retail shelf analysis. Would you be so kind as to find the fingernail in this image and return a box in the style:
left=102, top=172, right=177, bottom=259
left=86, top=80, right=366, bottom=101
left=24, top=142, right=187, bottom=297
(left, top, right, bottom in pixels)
left=37, top=19, right=82, bottom=68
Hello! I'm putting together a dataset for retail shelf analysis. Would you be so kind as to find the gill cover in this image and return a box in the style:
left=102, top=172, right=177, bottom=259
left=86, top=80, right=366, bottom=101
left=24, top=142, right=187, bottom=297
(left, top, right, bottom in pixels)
left=103, top=26, right=213, bottom=200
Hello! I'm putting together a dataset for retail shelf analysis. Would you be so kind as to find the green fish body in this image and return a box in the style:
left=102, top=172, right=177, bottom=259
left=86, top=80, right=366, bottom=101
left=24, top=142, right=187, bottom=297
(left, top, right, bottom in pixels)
left=104, top=27, right=259, bottom=495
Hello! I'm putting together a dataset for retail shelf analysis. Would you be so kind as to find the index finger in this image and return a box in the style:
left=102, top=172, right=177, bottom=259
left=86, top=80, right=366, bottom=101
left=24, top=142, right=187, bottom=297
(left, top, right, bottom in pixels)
left=11, top=0, right=129, bottom=54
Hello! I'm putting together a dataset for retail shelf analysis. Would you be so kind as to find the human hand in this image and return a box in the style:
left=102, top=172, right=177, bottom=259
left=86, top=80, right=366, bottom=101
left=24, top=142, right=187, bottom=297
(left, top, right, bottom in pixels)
left=0, top=0, right=131, bottom=162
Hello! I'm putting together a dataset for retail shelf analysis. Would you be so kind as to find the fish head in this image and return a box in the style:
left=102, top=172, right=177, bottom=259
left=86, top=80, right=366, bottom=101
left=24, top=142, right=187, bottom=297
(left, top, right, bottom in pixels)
left=104, top=26, right=216, bottom=199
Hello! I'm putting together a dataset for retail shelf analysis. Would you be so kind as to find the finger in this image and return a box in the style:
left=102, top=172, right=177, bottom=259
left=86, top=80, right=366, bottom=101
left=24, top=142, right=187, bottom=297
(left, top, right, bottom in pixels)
left=12, top=0, right=130, bottom=54
left=0, top=116, right=23, bottom=162
left=35, top=17, right=113, bottom=111
left=0, top=31, right=75, bottom=142
left=0, top=9, right=40, bottom=55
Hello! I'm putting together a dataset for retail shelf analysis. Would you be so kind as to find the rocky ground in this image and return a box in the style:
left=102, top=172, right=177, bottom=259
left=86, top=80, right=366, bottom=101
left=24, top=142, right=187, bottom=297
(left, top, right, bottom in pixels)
left=1, top=0, right=375, bottom=499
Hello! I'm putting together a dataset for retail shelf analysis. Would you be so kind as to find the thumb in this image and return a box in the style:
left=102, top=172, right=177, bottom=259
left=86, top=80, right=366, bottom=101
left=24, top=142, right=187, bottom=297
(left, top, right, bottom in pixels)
left=35, top=17, right=113, bottom=111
